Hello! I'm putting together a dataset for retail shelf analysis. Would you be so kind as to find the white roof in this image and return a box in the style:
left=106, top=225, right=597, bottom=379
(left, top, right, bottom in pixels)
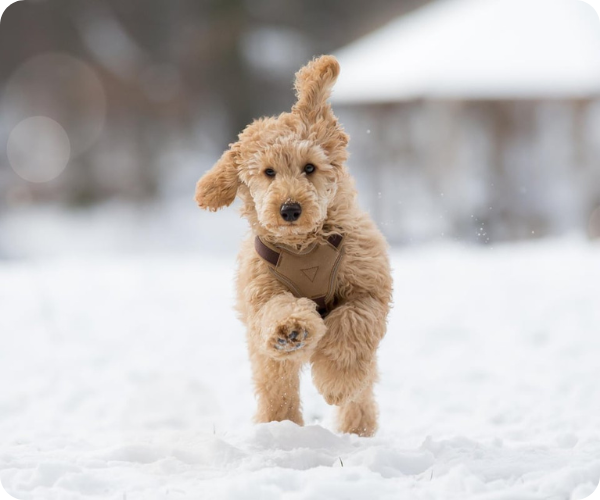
left=332, top=0, right=600, bottom=103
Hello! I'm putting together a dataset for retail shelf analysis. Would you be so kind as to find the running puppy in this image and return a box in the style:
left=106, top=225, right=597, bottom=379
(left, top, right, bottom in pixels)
left=195, top=55, right=392, bottom=436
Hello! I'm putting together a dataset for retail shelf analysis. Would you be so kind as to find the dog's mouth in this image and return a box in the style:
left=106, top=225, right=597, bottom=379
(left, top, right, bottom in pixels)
left=265, top=220, right=312, bottom=236
left=264, top=216, right=302, bottom=229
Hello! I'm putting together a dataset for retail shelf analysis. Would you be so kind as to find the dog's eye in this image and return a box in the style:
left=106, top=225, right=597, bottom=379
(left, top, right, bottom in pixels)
left=264, top=168, right=276, bottom=177
left=304, top=164, right=316, bottom=174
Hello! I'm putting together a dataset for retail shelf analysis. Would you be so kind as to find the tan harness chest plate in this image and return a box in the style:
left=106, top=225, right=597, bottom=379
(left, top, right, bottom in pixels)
left=255, top=234, right=344, bottom=316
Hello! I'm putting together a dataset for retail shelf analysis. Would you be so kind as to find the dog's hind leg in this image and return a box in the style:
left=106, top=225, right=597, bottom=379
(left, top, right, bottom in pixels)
left=310, top=295, right=386, bottom=436
left=337, top=377, right=378, bottom=437
left=249, top=348, right=304, bottom=425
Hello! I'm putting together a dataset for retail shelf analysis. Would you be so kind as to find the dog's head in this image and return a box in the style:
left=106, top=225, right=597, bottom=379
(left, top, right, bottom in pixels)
left=195, top=55, right=349, bottom=243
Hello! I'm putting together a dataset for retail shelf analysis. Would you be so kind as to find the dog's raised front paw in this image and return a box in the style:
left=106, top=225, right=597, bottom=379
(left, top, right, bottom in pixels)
left=259, top=297, right=326, bottom=359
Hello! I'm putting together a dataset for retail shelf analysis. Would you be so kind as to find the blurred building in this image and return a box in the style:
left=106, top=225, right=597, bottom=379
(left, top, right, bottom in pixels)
left=333, top=0, right=600, bottom=243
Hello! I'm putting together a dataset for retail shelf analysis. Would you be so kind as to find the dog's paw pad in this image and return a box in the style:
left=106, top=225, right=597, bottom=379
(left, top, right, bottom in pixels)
left=273, top=326, right=309, bottom=352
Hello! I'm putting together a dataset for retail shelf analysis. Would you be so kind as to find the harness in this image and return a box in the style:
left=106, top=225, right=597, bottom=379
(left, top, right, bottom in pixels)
left=254, top=234, right=344, bottom=317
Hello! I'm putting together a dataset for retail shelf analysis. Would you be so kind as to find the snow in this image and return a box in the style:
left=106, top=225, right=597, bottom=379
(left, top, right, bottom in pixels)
left=1, top=236, right=600, bottom=499
left=0, top=202, right=247, bottom=259
left=332, top=0, right=600, bottom=103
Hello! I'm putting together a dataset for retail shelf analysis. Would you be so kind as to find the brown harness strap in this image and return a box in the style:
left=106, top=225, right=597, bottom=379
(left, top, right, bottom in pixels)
left=255, top=239, right=280, bottom=266
left=255, top=234, right=344, bottom=317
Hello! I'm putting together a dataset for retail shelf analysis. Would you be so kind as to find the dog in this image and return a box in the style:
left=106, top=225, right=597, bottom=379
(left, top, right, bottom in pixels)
left=194, top=55, right=392, bottom=436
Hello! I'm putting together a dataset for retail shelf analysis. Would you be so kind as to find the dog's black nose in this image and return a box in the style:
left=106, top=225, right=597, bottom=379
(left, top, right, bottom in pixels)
left=280, top=203, right=302, bottom=222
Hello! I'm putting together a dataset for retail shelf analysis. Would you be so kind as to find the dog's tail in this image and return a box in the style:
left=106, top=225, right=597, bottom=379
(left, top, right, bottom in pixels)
left=292, top=55, right=340, bottom=121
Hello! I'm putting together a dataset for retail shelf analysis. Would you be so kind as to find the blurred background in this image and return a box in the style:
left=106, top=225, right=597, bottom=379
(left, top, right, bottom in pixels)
left=3, top=4, right=600, bottom=498
left=1, top=0, right=599, bottom=259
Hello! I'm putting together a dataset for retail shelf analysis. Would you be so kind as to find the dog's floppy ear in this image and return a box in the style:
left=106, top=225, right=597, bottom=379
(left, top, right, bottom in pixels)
left=292, top=55, right=340, bottom=122
left=195, top=144, right=240, bottom=211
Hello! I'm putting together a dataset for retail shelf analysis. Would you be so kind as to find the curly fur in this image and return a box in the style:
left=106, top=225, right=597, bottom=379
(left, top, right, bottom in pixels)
left=195, top=55, right=392, bottom=436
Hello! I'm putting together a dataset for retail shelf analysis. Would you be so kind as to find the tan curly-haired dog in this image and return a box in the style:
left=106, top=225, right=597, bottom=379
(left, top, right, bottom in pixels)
left=195, top=55, right=392, bottom=436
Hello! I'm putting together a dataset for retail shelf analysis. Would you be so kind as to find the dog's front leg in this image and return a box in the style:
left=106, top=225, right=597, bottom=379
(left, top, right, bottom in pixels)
left=310, top=295, right=387, bottom=436
left=248, top=293, right=326, bottom=425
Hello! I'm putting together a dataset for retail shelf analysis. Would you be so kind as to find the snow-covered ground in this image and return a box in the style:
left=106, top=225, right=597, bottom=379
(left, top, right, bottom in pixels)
left=1, top=233, right=600, bottom=499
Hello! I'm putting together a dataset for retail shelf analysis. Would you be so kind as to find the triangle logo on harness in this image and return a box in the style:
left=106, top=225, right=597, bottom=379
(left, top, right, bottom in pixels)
left=301, top=266, right=319, bottom=282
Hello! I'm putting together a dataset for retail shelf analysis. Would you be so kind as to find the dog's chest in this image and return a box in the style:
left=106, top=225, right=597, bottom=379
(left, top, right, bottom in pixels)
left=255, top=235, right=344, bottom=315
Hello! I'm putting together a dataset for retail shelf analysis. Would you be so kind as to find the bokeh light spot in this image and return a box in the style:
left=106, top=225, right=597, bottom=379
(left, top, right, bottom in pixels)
left=2, top=52, right=106, bottom=158
left=7, top=116, right=71, bottom=183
